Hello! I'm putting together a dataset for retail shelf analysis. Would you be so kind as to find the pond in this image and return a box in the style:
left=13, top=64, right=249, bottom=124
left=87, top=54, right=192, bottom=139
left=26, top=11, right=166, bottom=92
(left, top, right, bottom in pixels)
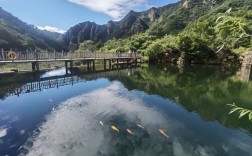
left=0, top=65, right=252, bottom=156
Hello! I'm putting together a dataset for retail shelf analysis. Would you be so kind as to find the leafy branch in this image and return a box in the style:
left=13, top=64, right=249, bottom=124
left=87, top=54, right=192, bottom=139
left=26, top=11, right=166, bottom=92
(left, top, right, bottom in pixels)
left=227, top=103, right=252, bottom=121
left=215, top=8, right=252, bottom=52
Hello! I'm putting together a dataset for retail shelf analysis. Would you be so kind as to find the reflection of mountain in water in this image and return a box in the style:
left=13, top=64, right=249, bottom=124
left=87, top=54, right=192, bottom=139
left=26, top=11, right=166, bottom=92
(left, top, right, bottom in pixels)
left=117, top=65, right=252, bottom=134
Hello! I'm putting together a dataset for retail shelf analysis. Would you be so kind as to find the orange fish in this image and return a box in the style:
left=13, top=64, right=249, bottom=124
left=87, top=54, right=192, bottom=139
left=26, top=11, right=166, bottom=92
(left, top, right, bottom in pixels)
left=111, top=126, right=119, bottom=133
left=159, top=129, right=169, bottom=138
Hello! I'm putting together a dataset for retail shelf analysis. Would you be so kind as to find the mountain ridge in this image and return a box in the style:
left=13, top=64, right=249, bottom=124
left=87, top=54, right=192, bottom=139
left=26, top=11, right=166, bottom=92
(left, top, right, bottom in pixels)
left=0, top=7, right=65, bottom=51
left=63, top=0, right=226, bottom=50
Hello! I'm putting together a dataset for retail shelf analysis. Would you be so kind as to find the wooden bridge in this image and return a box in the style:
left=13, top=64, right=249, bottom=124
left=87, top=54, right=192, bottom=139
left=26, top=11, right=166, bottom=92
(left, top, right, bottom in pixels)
left=0, top=51, right=141, bottom=72
left=0, top=68, right=140, bottom=97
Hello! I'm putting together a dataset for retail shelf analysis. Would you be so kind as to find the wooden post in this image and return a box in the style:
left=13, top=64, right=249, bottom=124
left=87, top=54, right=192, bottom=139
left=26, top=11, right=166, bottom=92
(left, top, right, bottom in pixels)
left=116, top=59, right=119, bottom=69
left=104, top=59, right=106, bottom=70
left=65, top=61, right=68, bottom=74
left=92, top=60, right=95, bottom=71
left=54, top=49, right=56, bottom=60
left=36, top=62, right=39, bottom=71
left=56, top=79, right=59, bottom=88
left=1, top=48, right=4, bottom=61
left=26, top=49, right=28, bottom=60
left=32, top=62, right=35, bottom=72
left=32, top=62, right=39, bottom=72
left=70, top=60, right=73, bottom=69
left=89, top=60, right=91, bottom=71
left=109, top=59, right=112, bottom=69
left=35, top=49, right=38, bottom=61
left=127, top=58, right=130, bottom=68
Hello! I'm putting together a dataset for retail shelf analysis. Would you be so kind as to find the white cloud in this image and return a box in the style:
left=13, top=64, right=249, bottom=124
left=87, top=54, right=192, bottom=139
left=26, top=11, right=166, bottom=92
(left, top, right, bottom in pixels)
left=67, top=0, right=148, bottom=21
left=0, top=127, right=7, bottom=138
left=37, top=26, right=66, bottom=34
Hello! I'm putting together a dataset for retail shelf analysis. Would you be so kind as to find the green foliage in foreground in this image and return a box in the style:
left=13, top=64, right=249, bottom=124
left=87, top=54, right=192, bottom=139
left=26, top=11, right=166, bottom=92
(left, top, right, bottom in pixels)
left=228, top=103, right=252, bottom=122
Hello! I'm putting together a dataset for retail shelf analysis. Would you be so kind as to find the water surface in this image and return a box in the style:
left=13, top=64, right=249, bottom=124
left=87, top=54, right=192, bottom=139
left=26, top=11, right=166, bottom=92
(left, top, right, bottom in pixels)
left=0, top=66, right=252, bottom=156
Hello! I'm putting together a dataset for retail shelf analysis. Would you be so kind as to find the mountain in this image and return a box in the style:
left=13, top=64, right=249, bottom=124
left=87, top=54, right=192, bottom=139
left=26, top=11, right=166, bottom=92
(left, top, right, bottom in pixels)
left=0, top=7, right=65, bottom=51
left=63, top=11, right=150, bottom=50
left=63, top=0, right=225, bottom=49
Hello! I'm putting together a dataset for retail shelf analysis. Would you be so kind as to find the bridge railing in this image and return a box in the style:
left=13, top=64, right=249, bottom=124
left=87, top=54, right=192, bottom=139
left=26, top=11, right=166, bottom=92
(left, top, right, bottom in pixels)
left=0, top=51, right=141, bottom=61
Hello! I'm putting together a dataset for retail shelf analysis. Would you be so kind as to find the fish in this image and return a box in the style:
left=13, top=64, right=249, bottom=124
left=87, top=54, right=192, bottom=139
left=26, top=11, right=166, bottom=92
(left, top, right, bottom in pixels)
left=159, top=129, right=169, bottom=138
left=52, top=107, right=55, bottom=111
left=111, top=126, right=119, bottom=133
left=126, top=129, right=134, bottom=135
left=137, top=124, right=144, bottom=129
left=99, top=121, right=104, bottom=127
left=49, top=99, right=53, bottom=102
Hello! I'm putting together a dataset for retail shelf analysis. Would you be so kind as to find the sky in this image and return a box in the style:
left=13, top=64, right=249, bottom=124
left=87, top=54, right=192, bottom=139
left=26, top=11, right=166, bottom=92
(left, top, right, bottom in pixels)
left=0, top=0, right=179, bottom=33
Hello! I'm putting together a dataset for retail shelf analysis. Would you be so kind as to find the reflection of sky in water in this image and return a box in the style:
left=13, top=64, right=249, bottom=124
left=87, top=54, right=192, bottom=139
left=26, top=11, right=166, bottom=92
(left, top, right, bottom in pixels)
left=20, top=82, right=252, bottom=156
left=40, top=68, right=68, bottom=78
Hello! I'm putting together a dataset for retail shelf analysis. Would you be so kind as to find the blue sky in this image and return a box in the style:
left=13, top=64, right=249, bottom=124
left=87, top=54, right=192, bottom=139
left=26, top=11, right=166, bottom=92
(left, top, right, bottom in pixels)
left=0, top=0, right=179, bottom=33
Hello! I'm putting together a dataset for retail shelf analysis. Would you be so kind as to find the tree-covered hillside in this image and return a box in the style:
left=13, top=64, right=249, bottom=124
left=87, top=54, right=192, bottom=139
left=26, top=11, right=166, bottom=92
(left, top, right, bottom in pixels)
left=76, top=0, right=252, bottom=64
left=0, top=7, right=65, bottom=51
left=64, top=0, right=226, bottom=50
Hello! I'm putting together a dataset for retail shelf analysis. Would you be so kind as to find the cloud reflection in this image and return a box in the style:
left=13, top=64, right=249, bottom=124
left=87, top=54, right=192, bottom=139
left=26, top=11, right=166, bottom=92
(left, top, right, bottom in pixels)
left=40, top=68, right=68, bottom=78
left=21, top=82, right=252, bottom=156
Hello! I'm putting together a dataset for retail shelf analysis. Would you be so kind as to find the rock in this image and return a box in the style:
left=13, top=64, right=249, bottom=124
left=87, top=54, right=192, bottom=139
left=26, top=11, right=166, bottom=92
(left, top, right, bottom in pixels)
left=228, top=56, right=235, bottom=59
left=148, top=8, right=160, bottom=22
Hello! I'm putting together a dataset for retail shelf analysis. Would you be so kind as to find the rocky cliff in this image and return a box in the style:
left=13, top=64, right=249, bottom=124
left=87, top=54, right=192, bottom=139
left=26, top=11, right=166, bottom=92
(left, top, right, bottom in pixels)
left=63, top=0, right=226, bottom=49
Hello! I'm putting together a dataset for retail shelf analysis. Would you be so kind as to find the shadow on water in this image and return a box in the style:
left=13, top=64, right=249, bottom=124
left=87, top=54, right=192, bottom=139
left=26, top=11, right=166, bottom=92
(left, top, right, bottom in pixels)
left=0, top=67, right=140, bottom=100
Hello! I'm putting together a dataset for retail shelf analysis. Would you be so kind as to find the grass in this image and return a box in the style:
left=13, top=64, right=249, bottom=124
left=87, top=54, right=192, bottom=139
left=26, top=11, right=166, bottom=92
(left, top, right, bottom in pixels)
left=0, top=61, right=65, bottom=73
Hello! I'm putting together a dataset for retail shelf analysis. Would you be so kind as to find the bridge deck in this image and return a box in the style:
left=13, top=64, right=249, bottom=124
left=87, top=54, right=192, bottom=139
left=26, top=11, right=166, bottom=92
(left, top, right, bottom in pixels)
left=0, top=51, right=140, bottom=63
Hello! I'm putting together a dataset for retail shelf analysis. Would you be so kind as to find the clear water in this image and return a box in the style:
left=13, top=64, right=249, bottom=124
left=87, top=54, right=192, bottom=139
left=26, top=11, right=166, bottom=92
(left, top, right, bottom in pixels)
left=0, top=66, right=252, bottom=156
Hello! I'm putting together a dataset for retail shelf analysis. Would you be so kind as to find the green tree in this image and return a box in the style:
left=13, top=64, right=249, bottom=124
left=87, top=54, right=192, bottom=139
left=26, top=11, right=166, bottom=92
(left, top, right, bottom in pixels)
left=77, top=40, right=97, bottom=52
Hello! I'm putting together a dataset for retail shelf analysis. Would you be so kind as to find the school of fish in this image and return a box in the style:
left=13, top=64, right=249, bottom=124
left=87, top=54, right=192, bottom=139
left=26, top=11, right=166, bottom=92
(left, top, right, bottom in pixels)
left=98, top=121, right=171, bottom=140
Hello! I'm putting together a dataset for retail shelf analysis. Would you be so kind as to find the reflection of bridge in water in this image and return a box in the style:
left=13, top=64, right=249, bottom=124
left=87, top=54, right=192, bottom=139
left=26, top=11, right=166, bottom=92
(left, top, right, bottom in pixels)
left=1, top=68, right=140, bottom=97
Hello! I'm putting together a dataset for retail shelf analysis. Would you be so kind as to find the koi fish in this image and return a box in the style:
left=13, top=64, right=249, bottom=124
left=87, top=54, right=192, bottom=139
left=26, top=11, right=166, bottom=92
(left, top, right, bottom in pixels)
left=137, top=124, right=144, bottom=129
left=99, top=121, right=104, bottom=127
left=111, top=126, right=119, bottom=133
left=159, top=129, right=169, bottom=138
left=126, top=129, right=134, bottom=135
left=52, top=107, right=55, bottom=111
left=49, top=99, right=53, bottom=103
